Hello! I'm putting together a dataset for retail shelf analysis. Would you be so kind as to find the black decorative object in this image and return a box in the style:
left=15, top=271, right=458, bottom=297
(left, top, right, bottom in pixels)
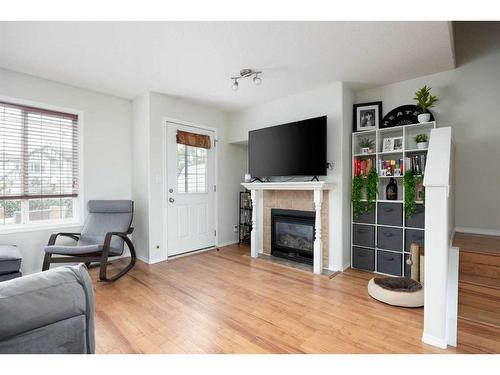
left=386, top=178, right=398, bottom=200
left=353, top=101, right=382, bottom=132
left=381, top=105, right=434, bottom=129
left=238, top=191, right=252, bottom=245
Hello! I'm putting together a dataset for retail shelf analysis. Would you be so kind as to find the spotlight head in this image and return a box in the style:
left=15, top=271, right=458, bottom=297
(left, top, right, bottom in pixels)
left=231, top=80, right=239, bottom=91
left=253, top=74, right=262, bottom=85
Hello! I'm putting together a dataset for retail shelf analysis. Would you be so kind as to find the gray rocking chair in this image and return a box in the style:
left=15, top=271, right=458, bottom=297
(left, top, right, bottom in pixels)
left=43, top=200, right=136, bottom=282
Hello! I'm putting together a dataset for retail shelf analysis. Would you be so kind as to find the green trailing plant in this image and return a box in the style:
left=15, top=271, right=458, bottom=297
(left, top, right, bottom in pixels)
left=404, top=170, right=417, bottom=218
left=359, top=137, right=375, bottom=150
left=352, top=168, right=379, bottom=219
left=366, top=168, right=379, bottom=211
left=414, top=85, right=438, bottom=113
left=352, top=175, right=364, bottom=219
left=415, top=134, right=429, bottom=143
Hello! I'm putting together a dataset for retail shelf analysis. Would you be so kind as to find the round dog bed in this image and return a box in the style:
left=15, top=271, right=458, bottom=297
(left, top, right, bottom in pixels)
left=368, top=277, right=424, bottom=308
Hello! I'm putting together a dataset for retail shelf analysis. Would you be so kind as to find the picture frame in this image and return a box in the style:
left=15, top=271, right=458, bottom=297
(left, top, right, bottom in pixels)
left=382, top=138, right=394, bottom=152
left=392, top=136, right=404, bottom=151
left=382, top=136, right=404, bottom=152
left=353, top=101, right=382, bottom=133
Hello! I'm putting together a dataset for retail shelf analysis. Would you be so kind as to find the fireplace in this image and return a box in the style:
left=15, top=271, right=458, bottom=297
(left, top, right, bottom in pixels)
left=271, top=208, right=315, bottom=265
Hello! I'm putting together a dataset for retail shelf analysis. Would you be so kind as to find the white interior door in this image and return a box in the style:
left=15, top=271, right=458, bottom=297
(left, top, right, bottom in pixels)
left=166, top=122, right=216, bottom=256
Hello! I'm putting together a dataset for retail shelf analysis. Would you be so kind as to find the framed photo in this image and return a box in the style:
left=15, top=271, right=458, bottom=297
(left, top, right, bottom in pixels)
left=382, top=136, right=403, bottom=152
left=382, top=138, right=394, bottom=152
left=353, top=101, right=382, bottom=132
left=393, top=136, right=404, bottom=151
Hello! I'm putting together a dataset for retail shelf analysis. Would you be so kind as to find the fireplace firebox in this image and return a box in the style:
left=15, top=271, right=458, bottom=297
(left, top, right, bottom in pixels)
left=271, top=208, right=315, bottom=265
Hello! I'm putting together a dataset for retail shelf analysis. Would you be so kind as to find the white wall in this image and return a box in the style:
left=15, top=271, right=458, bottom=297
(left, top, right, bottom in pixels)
left=131, top=93, right=151, bottom=262
left=227, top=82, right=352, bottom=270
left=341, top=83, right=354, bottom=270
left=132, top=91, right=246, bottom=263
left=0, top=68, right=132, bottom=274
left=355, top=22, right=500, bottom=232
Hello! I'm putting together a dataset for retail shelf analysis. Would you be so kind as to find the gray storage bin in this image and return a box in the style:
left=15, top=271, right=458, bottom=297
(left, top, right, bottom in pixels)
left=377, top=226, right=403, bottom=251
left=405, top=229, right=425, bottom=252
left=352, top=247, right=375, bottom=271
left=353, top=203, right=376, bottom=224
left=405, top=204, right=425, bottom=228
left=352, top=224, right=375, bottom=248
left=377, top=202, right=403, bottom=227
left=377, top=250, right=402, bottom=276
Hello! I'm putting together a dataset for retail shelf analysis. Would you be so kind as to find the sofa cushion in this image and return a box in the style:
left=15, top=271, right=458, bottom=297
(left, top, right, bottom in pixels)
left=0, top=245, right=22, bottom=275
left=0, top=315, right=87, bottom=354
left=0, top=264, right=95, bottom=354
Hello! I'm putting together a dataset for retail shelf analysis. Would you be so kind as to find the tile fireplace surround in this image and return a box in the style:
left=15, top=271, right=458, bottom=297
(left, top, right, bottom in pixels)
left=241, top=182, right=335, bottom=274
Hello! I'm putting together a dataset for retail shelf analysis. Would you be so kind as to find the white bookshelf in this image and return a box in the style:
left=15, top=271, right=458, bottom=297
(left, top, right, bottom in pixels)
left=351, top=121, right=436, bottom=276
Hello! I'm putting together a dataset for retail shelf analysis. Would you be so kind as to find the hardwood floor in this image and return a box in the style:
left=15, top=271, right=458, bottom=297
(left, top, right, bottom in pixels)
left=89, top=244, right=472, bottom=354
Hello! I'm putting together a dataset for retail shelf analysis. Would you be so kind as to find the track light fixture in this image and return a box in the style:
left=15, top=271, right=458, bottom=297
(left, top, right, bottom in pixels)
left=230, top=69, right=262, bottom=91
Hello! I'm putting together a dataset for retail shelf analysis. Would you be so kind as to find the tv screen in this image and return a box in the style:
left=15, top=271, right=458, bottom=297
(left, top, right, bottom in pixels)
left=248, top=116, right=327, bottom=178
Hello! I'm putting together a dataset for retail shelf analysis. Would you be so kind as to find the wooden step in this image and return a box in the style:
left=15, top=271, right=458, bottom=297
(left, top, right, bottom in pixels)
left=459, top=282, right=500, bottom=312
left=455, top=232, right=500, bottom=352
left=459, top=251, right=500, bottom=279
left=454, top=232, right=500, bottom=256
left=457, top=318, right=500, bottom=353
left=459, top=274, right=500, bottom=296
left=458, top=303, right=500, bottom=329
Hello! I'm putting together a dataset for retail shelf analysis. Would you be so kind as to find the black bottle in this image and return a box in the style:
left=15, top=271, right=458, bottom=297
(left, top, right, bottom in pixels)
left=386, top=178, right=398, bottom=200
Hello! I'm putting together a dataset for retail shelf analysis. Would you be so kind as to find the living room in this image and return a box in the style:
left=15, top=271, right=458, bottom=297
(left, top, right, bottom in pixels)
left=1, top=1, right=500, bottom=372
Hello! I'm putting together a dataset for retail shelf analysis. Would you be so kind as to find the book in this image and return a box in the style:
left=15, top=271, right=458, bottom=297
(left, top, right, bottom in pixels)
left=379, top=158, right=404, bottom=177
left=354, top=158, right=375, bottom=176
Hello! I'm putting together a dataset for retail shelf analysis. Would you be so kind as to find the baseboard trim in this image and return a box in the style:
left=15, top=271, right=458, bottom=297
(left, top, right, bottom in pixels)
left=421, top=332, right=447, bottom=349
left=137, top=241, right=239, bottom=264
left=136, top=255, right=150, bottom=264
left=168, top=245, right=219, bottom=260
left=455, top=226, right=500, bottom=236
left=217, top=240, right=239, bottom=248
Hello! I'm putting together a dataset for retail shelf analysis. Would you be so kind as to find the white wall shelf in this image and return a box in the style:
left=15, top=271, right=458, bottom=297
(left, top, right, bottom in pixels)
left=351, top=121, right=437, bottom=276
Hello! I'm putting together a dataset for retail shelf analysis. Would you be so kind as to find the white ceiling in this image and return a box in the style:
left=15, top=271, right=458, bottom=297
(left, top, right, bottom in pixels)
left=0, top=22, right=455, bottom=112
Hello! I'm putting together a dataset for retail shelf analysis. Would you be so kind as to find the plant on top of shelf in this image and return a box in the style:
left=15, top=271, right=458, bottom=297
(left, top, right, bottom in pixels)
left=403, top=170, right=417, bottom=218
left=415, top=133, right=429, bottom=149
left=414, top=85, right=438, bottom=123
left=359, top=138, right=375, bottom=154
left=352, top=175, right=364, bottom=219
left=366, top=168, right=378, bottom=211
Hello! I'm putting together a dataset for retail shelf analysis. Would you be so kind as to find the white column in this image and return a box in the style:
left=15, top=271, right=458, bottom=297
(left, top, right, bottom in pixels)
left=313, top=189, right=323, bottom=274
left=422, top=186, right=449, bottom=349
left=250, top=189, right=258, bottom=258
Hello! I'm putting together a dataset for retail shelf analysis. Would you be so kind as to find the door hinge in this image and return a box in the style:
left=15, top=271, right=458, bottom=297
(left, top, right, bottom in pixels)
left=214, top=139, right=218, bottom=147
left=214, top=230, right=217, bottom=237
left=214, top=185, right=217, bottom=192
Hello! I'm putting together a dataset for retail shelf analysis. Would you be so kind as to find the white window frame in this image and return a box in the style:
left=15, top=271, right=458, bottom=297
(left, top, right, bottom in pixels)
left=0, top=96, right=84, bottom=234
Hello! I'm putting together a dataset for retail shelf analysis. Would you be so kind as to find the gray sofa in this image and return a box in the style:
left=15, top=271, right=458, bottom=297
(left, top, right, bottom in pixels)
left=0, top=264, right=95, bottom=354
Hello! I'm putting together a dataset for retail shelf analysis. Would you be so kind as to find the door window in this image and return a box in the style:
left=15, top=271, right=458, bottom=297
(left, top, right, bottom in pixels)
left=177, top=143, right=207, bottom=193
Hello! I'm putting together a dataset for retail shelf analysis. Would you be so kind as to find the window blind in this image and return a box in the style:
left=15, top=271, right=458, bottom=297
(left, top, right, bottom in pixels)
left=0, top=101, right=79, bottom=201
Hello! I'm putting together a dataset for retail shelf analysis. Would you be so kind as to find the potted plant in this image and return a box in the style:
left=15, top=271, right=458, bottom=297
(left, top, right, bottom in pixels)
left=359, top=138, right=375, bottom=154
left=414, top=85, right=438, bottom=123
left=415, top=134, right=429, bottom=149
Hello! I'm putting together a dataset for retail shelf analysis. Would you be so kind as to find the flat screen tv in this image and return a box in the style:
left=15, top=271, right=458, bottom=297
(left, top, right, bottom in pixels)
left=248, top=116, right=327, bottom=178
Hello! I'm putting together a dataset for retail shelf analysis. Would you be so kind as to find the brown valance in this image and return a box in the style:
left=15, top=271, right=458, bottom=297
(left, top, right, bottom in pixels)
left=176, top=130, right=211, bottom=149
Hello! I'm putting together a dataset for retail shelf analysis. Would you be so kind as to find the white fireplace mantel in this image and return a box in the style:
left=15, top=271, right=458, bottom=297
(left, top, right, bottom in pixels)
left=241, top=181, right=334, bottom=191
left=241, top=181, right=336, bottom=274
